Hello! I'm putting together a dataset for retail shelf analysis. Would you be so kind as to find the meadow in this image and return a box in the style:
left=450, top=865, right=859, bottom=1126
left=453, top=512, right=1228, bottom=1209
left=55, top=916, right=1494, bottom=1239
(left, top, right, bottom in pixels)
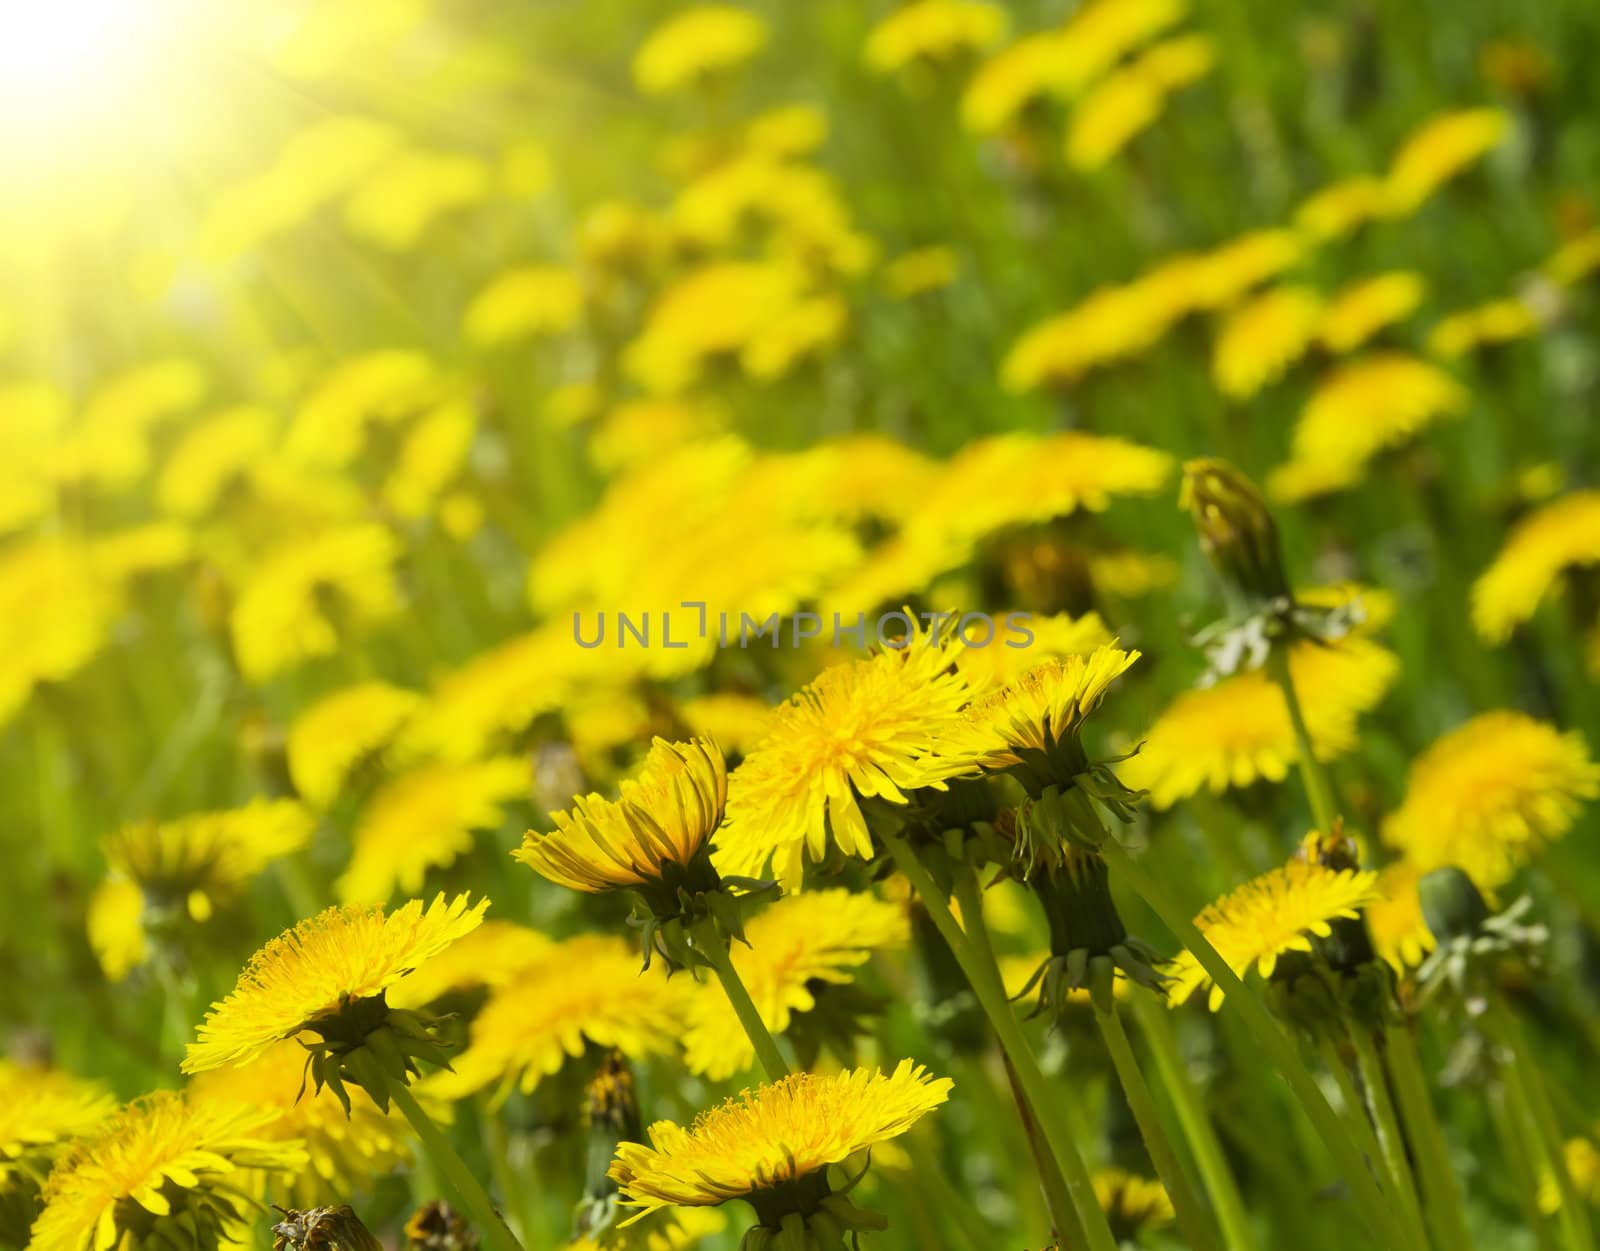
left=2, top=1, right=1600, bottom=1250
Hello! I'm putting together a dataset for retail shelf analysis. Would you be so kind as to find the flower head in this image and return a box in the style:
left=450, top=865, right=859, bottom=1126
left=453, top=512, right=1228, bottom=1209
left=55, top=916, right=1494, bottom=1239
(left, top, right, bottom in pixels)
left=1385, top=107, right=1510, bottom=214
left=1472, top=490, right=1600, bottom=644
left=609, top=1062, right=951, bottom=1224
left=1212, top=285, right=1322, bottom=399
left=1181, top=458, right=1291, bottom=607
left=183, top=893, right=488, bottom=1074
left=633, top=7, right=768, bottom=95
left=288, top=682, right=424, bottom=810
left=463, top=266, right=581, bottom=348
left=714, top=631, right=975, bottom=890
left=1382, top=711, right=1598, bottom=891
left=1366, top=861, right=1436, bottom=971
left=0, top=1062, right=113, bottom=1243
left=1093, top=1169, right=1175, bottom=1242
left=1317, top=271, right=1426, bottom=354
left=29, top=1091, right=305, bottom=1251
left=271, top=1204, right=383, bottom=1251
left=864, top=0, right=1007, bottom=74
left=1167, top=850, right=1382, bottom=1010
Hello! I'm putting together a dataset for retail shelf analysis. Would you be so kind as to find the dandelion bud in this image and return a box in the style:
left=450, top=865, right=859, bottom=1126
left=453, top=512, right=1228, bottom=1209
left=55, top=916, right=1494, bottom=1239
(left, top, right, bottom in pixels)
left=1180, top=458, right=1292, bottom=609
left=405, top=1201, right=479, bottom=1251
left=272, top=1206, right=384, bottom=1251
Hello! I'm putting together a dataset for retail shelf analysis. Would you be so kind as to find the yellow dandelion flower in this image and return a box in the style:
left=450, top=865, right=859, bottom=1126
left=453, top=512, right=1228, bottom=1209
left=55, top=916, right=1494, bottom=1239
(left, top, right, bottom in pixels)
left=1066, top=34, right=1213, bottom=170
left=338, top=758, right=528, bottom=903
left=1295, top=176, right=1391, bottom=241
left=744, top=105, right=829, bottom=160
left=343, top=149, right=491, bottom=252
left=1317, top=271, right=1427, bottom=354
left=590, top=398, right=728, bottom=475
left=1382, top=711, right=1599, bottom=891
left=381, top=398, right=478, bottom=519
left=463, top=266, right=582, bottom=348
left=516, top=738, right=724, bottom=895
left=1212, top=285, right=1323, bottom=399
left=288, top=682, right=424, bottom=810
left=610, top=1061, right=952, bottom=1221
left=955, top=612, right=1113, bottom=694
left=1385, top=107, right=1511, bottom=215
left=230, top=524, right=404, bottom=683
left=1167, top=851, right=1382, bottom=1010
left=157, top=406, right=279, bottom=519
left=1094, top=1168, right=1175, bottom=1239
left=1122, top=636, right=1399, bottom=809
left=182, top=892, right=488, bottom=1073
left=949, top=434, right=1175, bottom=536
left=864, top=0, right=1007, bottom=75
left=0, top=539, right=118, bottom=728
left=1188, top=229, right=1305, bottom=311
left=568, top=1207, right=728, bottom=1251
left=1472, top=490, right=1600, bottom=643
left=1004, top=281, right=1178, bottom=388
left=385, top=921, right=553, bottom=1011
left=676, top=694, right=773, bottom=758
left=684, top=889, right=908, bottom=1080
left=1273, top=352, right=1468, bottom=493
left=1428, top=297, right=1541, bottom=358
left=962, top=33, right=1069, bottom=134
left=0, top=1062, right=112, bottom=1196
left=29, top=1091, right=305, bottom=1251
left=741, top=293, right=848, bottom=380
left=1539, top=1137, right=1600, bottom=1215
left=284, top=350, right=440, bottom=469
left=1090, top=549, right=1181, bottom=598
left=424, top=935, right=691, bottom=1101
left=633, top=6, right=768, bottom=95
left=188, top=1040, right=411, bottom=1204
left=883, top=245, right=959, bottom=298
left=1053, top=0, right=1187, bottom=96
left=51, top=358, right=209, bottom=491
left=714, top=631, right=975, bottom=890
left=1366, top=861, right=1436, bottom=971
left=1545, top=228, right=1600, bottom=287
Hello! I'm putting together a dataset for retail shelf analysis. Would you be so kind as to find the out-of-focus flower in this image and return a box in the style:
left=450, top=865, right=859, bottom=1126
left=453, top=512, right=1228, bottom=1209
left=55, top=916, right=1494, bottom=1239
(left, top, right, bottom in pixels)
left=463, top=266, right=582, bottom=348
left=1212, top=285, right=1322, bottom=399
left=741, top=293, right=849, bottom=379
left=1545, top=229, right=1600, bottom=287
left=610, top=1062, right=952, bottom=1225
left=382, top=398, right=478, bottom=519
left=1479, top=37, right=1553, bottom=96
left=424, top=935, right=691, bottom=1101
left=337, top=759, right=528, bottom=903
left=1187, top=229, right=1305, bottom=311
left=633, top=6, right=768, bottom=95
left=28, top=1091, right=305, bottom=1251
left=1472, top=490, right=1600, bottom=643
left=284, top=350, right=441, bottom=469
left=1093, top=1169, right=1175, bottom=1242
left=676, top=694, right=773, bottom=758
left=271, top=1204, right=385, bottom=1251
left=714, top=629, right=975, bottom=890
left=230, top=525, right=404, bottom=683
left=1384, top=107, right=1511, bottom=215
left=157, top=406, right=280, bottom=519
left=50, top=359, right=209, bottom=492
left=1166, top=848, right=1382, bottom=1010
left=343, top=149, right=491, bottom=251
left=1428, top=297, right=1541, bottom=358
left=1295, top=176, right=1391, bottom=241
left=182, top=893, right=488, bottom=1074
left=1053, top=0, right=1188, bottom=94
left=0, top=539, right=118, bottom=728
left=1066, top=34, right=1215, bottom=170
left=589, top=399, right=728, bottom=475
left=1317, top=272, right=1426, bottom=354
left=864, top=0, right=1007, bottom=75
left=189, top=1041, right=411, bottom=1204
left=1382, top=711, right=1598, bottom=891
left=1538, top=1137, right=1600, bottom=1216
left=683, top=889, right=908, bottom=1080
left=954, top=611, right=1113, bottom=694
left=0, top=1062, right=112, bottom=1244
left=1122, top=636, right=1399, bottom=809
left=384, top=921, right=552, bottom=1012
left=883, top=246, right=958, bottom=298
left=745, top=105, right=830, bottom=160
left=288, top=682, right=423, bottom=810
left=1366, top=861, right=1436, bottom=971
left=1268, top=353, right=1468, bottom=500
left=962, top=33, right=1072, bottom=133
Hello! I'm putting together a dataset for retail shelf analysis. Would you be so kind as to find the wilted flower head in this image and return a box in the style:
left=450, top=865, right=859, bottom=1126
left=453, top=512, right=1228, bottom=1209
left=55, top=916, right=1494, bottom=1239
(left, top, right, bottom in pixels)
left=271, top=1204, right=383, bottom=1251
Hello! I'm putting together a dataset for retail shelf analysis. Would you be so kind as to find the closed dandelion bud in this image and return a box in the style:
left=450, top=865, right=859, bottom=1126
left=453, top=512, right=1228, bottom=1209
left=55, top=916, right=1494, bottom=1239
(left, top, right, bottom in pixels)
left=1181, top=458, right=1293, bottom=610
left=271, top=1206, right=383, bottom=1251
left=405, top=1201, right=479, bottom=1251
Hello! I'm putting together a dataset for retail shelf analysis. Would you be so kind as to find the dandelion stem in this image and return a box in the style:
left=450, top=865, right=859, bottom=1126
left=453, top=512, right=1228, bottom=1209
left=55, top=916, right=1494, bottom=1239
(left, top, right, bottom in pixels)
left=1099, top=836, right=1408, bottom=1248
left=1383, top=1020, right=1473, bottom=1251
left=1489, top=1079, right=1561, bottom=1251
left=882, top=829, right=1120, bottom=1251
left=694, top=919, right=790, bottom=1082
left=367, top=1037, right=524, bottom=1251
left=1349, top=1028, right=1428, bottom=1249
left=479, top=1095, right=541, bottom=1247
left=1318, top=1037, right=1427, bottom=1251
left=1265, top=646, right=1339, bottom=834
left=1094, top=997, right=1222, bottom=1251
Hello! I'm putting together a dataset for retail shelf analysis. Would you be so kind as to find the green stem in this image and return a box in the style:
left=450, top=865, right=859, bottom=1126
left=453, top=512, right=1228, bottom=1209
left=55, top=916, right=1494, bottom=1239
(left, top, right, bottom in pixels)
left=694, top=920, right=790, bottom=1082
left=1099, top=837, right=1407, bottom=1247
left=1489, top=1080, right=1561, bottom=1251
left=1095, top=999, right=1222, bottom=1251
left=1349, top=1029, right=1428, bottom=1250
left=1483, top=995, right=1595, bottom=1251
left=948, top=864, right=1082, bottom=1248
left=1384, top=1021, right=1473, bottom=1251
left=479, top=1095, right=540, bottom=1247
left=370, top=1051, right=523, bottom=1251
left=1129, top=994, right=1260, bottom=1251
left=883, top=830, right=1120, bottom=1251
left=1316, top=1037, right=1399, bottom=1229
left=1266, top=646, right=1339, bottom=834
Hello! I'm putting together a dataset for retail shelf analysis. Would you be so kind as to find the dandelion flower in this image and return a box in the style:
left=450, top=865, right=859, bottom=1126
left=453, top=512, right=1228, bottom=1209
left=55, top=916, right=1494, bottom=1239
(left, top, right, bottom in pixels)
left=714, top=631, right=975, bottom=890
left=1295, top=176, right=1391, bottom=241
left=284, top=350, right=439, bottom=469
left=1317, top=272, right=1427, bottom=354
left=343, top=149, right=491, bottom=252
left=883, top=246, right=959, bottom=298
left=1366, top=861, right=1436, bottom=971
left=183, top=892, right=488, bottom=1073
left=0, top=1062, right=112, bottom=1237
left=1122, top=636, right=1400, bottom=809
left=633, top=7, right=768, bottom=95
left=684, top=889, right=908, bottom=1080
left=1538, top=1137, right=1600, bottom=1215
left=517, top=738, right=725, bottom=897
left=1188, top=229, right=1305, bottom=312
left=1385, top=107, right=1510, bottom=215
left=962, top=33, right=1068, bottom=133
left=1094, top=1169, right=1175, bottom=1241
left=338, top=759, right=528, bottom=903
left=1066, top=35, right=1215, bottom=170
left=385, top=921, right=553, bottom=1011
left=0, top=539, right=118, bottom=730
left=29, top=1091, right=305, bottom=1251
left=463, top=266, right=582, bottom=347
left=1546, top=229, right=1600, bottom=287
left=864, top=1, right=1007, bottom=75
left=1212, top=286, right=1323, bottom=399
left=288, top=681, right=424, bottom=809
left=1382, top=711, right=1599, bottom=891
left=610, top=1062, right=952, bottom=1222
left=424, top=935, right=690, bottom=1101
left=157, top=406, right=279, bottom=519
left=1428, top=297, right=1540, bottom=358
left=1167, top=852, right=1382, bottom=1009
left=955, top=611, right=1113, bottom=694
left=677, top=694, right=774, bottom=758
left=1053, top=0, right=1187, bottom=95
left=51, top=358, right=208, bottom=491
left=1472, top=491, right=1600, bottom=643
